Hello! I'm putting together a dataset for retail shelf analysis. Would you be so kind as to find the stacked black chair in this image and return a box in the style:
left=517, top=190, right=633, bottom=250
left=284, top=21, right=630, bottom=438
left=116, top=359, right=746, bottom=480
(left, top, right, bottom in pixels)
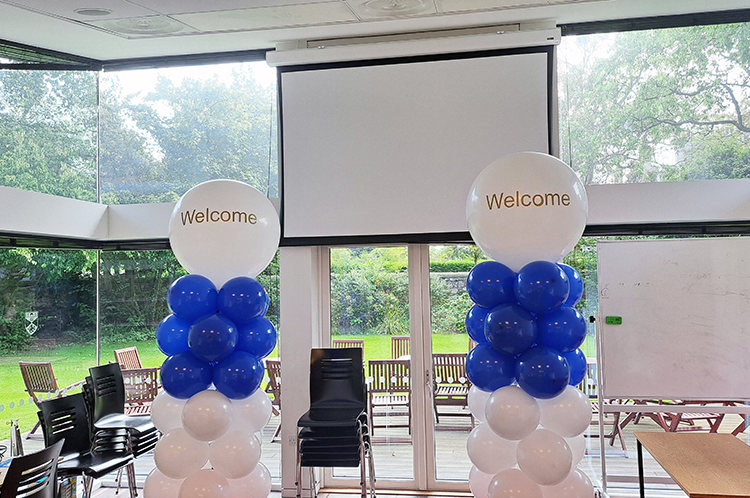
left=296, top=347, right=375, bottom=498
left=37, top=392, right=137, bottom=498
left=85, top=363, right=159, bottom=495
left=0, top=439, right=63, bottom=498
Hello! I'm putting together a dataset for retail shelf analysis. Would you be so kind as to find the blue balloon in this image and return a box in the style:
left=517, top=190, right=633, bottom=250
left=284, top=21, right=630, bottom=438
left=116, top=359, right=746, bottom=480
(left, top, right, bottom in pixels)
left=156, top=314, right=192, bottom=356
left=160, top=351, right=213, bottom=399
left=465, top=305, right=490, bottom=344
left=465, top=343, right=516, bottom=392
left=218, top=277, right=269, bottom=325
left=559, top=263, right=584, bottom=307
left=237, top=316, right=277, bottom=358
left=563, top=348, right=588, bottom=387
left=188, top=313, right=239, bottom=363
left=167, top=274, right=218, bottom=323
left=514, top=261, right=569, bottom=315
left=466, top=261, right=517, bottom=308
left=213, top=351, right=265, bottom=399
left=484, top=304, right=537, bottom=356
left=537, top=306, right=587, bottom=353
left=515, top=346, right=570, bottom=399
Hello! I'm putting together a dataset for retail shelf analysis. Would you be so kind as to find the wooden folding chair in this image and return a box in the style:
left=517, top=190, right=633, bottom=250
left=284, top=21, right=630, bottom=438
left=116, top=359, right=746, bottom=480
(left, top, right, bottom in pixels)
left=332, top=338, right=365, bottom=349
left=265, top=358, right=282, bottom=441
left=368, top=359, right=411, bottom=442
left=432, top=353, right=473, bottom=429
left=114, top=346, right=143, bottom=369
left=390, top=336, right=410, bottom=359
left=19, top=361, right=83, bottom=438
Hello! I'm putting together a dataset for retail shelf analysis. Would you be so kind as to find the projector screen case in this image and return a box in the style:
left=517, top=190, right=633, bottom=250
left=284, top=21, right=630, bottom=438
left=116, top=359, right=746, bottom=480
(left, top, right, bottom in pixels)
left=278, top=44, right=556, bottom=246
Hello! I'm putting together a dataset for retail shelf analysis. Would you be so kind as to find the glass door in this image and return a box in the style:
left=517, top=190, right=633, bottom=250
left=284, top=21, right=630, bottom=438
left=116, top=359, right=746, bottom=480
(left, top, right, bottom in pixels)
left=323, top=244, right=473, bottom=492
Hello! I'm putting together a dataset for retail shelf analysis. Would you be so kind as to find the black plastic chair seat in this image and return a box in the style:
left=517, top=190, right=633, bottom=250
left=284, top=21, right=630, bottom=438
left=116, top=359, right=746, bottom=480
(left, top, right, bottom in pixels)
left=301, top=456, right=361, bottom=467
left=58, top=452, right=134, bottom=479
left=299, top=407, right=365, bottom=426
left=94, top=413, right=155, bottom=433
left=300, top=440, right=360, bottom=452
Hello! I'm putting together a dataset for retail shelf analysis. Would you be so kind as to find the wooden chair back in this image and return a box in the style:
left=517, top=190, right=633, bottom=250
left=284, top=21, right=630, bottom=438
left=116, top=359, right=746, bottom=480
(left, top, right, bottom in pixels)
left=114, top=346, right=143, bottom=369
left=332, top=338, right=365, bottom=350
left=122, top=367, right=160, bottom=415
left=265, top=359, right=282, bottom=408
left=19, top=362, right=60, bottom=403
left=432, top=353, right=469, bottom=392
left=391, top=336, right=410, bottom=359
left=368, top=359, right=411, bottom=395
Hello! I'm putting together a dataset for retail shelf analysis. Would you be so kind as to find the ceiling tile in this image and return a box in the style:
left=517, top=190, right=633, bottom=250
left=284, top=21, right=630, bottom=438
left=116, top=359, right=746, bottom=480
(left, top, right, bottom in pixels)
left=441, top=0, right=547, bottom=13
left=128, top=0, right=329, bottom=16
left=347, top=0, right=437, bottom=20
left=85, top=15, right=199, bottom=37
left=4, top=0, right=157, bottom=21
left=172, top=2, right=358, bottom=32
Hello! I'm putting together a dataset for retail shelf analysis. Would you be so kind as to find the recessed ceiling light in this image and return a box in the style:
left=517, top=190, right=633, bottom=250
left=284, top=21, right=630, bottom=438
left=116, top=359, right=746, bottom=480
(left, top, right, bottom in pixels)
left=74, top=8, right=113, bottom=16
left=364, top=0, right=430, bottom=16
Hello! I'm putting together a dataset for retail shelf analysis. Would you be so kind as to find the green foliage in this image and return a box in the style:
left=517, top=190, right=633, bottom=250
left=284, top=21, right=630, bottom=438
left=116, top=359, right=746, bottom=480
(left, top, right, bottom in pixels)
left=560, top=22, right=750, bottom=184
left=429, top=260, right=476, bottom=273
left=430, top=275, right=472, bottom=334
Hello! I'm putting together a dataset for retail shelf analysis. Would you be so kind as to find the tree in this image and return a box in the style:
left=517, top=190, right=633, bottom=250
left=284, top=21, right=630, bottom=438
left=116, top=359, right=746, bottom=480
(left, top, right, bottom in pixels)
left=560, top=22, right=750, bottom=184
left=126, top=66, right=278, bottom=199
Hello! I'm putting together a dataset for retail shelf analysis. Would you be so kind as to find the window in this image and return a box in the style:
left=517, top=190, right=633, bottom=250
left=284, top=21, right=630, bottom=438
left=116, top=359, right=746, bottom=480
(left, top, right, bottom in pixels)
left=559, top=22, right=750, bottom=184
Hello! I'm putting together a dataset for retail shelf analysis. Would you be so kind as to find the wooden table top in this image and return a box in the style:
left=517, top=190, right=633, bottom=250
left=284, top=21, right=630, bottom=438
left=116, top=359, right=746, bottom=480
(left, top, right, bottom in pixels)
left=635, top=432, right=750, bottom=498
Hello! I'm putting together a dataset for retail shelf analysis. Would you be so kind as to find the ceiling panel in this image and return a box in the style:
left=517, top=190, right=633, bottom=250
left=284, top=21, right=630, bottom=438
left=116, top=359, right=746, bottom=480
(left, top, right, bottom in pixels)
left=173, top=3, right=358, bottom=32
left=128, top=0, right=329, bottom=16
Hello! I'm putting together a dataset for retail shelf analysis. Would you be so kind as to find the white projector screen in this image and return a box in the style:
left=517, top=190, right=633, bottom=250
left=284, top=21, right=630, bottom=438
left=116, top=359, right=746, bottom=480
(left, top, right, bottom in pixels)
left=279, top=46, right=554, bottom=245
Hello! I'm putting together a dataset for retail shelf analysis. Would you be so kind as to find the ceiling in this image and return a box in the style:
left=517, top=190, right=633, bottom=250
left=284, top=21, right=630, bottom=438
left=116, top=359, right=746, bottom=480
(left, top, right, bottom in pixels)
left=1, top=0, right=750, bottom=62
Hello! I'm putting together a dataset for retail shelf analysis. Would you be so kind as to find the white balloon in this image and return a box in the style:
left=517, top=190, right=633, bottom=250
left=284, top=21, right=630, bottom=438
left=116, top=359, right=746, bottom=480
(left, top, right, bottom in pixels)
left=539, top=386, right=592, bottom=438
left=144, top=469, right=183, bottom=498
left=169, top=179, right=281, bottom=288
left=517, top=429, right=573, bottom=486
left=151, top=390, right=187, bottom=434
left=466, top=152, right=588, bottom=271
left=467, top=423, right=518, bottom=475
left=232, top=389, right=273, bottom=433
left=154, top=428, right=210, bottom=479
left=182, top=390, right=234, bottom=442
left=468, top=385, right=491, bottom=423
left=227, top=463, right=272, bottom=498
left=179, top=469, right=230, bottom=498
left=541, top=468, right=594, bottom=498
left=209, top=428, right=262, bottom=479
left=469, top=465, right=495, bottom=498
left=564, top=434, right=586, bottom=466
left=485, top=386, right=540, bottom=440
left=488, top=468, right=543, bottom=498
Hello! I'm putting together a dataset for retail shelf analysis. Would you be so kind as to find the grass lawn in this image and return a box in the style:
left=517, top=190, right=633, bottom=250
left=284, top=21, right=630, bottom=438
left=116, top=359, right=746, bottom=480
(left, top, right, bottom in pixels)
left=1, top=333, right=597, bottom=433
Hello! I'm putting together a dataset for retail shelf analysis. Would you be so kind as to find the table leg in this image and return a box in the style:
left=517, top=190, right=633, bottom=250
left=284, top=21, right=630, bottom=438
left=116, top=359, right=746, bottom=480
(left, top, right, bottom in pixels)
left=637, top=439, right=645, bottom=498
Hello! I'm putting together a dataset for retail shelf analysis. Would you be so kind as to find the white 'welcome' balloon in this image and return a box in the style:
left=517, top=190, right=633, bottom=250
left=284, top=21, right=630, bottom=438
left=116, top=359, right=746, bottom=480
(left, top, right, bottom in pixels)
left=169, top=180, right=280, bottom=288
left=466, top=152, right=587, bottom=271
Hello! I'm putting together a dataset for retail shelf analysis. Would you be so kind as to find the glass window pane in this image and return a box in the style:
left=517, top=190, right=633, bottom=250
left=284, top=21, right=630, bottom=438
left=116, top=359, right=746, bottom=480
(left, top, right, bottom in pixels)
left=429, top=245, right=483, bottom=481
left=0, top=70, right=97, bottom=200
left=0, top=248, right=96, bottom=436
left=100, top=61, right=278, bottom=204
left=559, top=22, right=750, bottom=184
left=330, top=246, right=413, bottom=481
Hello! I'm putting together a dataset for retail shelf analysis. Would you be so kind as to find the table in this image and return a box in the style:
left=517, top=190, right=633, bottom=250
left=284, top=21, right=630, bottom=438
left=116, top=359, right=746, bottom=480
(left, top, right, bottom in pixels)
left=635, top=432, right=750, bottom=498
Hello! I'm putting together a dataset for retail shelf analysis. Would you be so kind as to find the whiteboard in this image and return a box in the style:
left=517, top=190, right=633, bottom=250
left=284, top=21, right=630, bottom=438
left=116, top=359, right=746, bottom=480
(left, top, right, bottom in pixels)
left=597, top=237, right=750, bottom=401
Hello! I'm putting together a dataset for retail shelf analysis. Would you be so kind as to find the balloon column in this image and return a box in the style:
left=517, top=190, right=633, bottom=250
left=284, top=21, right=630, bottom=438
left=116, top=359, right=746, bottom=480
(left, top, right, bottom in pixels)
left=144, top=180, right=281, bottom=498
left=463, top=152, right=595, bottom=498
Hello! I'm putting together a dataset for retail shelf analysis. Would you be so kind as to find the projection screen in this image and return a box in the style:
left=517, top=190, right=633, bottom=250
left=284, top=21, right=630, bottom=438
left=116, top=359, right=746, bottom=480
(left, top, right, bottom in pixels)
left=278, top=44, right=555, bottom=245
